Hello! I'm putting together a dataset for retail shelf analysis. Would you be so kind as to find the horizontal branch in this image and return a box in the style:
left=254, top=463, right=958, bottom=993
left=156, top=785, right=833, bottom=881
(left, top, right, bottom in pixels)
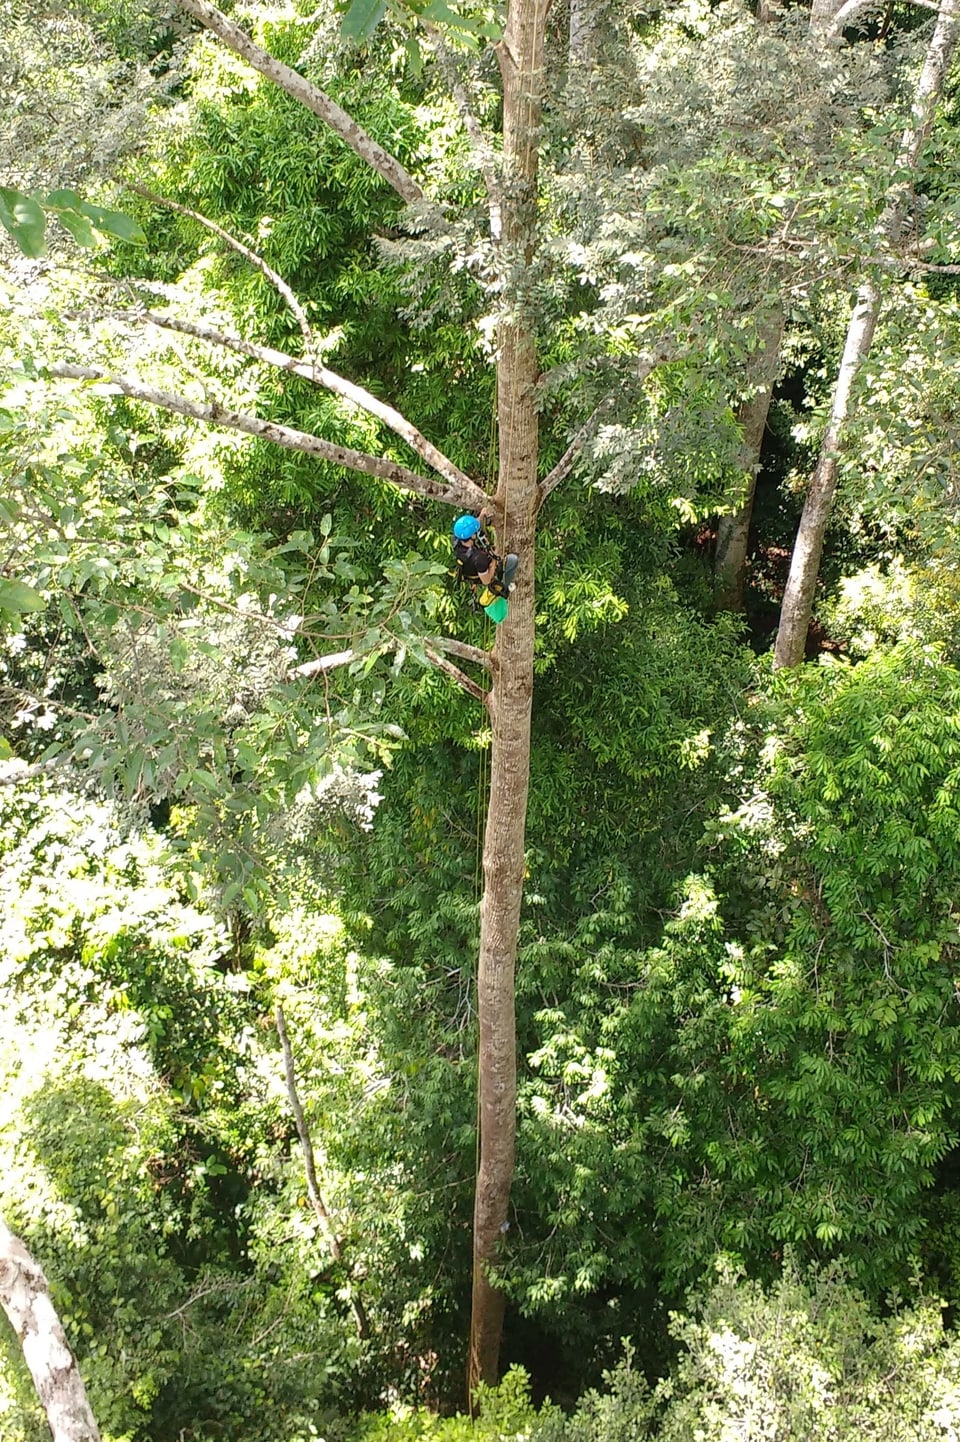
left=425, top=635, right=493, bottom=671
left=825, top=0, right=941, bottom=38
left=290, top=648, right=356, bottom=680
left=123, top=307, right=485, bottom=503
left=291, top=636, right=487, bottom=704
left=0, top=757, right=66, bottom=787
left=176, top=0, right=429, bottom=209
left=48, top=364, right=481, bottom=509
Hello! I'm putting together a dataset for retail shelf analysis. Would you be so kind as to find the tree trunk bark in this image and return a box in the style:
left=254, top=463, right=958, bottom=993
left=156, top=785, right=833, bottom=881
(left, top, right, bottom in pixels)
left=774, top=0, right=960, bottom=668
left=466, top=0, right=547, bottom=1399
left=0, top=1216, right=102, bottom=1442
left=569, top=0, right=596, bottom=68
left=714, top=310, right=783, bottom=612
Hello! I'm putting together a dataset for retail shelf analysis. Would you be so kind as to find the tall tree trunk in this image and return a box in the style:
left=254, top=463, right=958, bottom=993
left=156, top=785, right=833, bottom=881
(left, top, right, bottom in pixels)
left=774, top=0, right=960, bottom=668
left=714, top=310, right=783, bottom=612
left=467, top=0, right=547, bottom=1397
left=0, top=1217, right=102, bottom=1442
left=569, top=0, right=596, bottom=67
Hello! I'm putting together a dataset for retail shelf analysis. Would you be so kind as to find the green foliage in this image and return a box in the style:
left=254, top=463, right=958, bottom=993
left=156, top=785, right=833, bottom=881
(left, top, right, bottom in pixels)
left=620, top=646, right=960, bottom=1297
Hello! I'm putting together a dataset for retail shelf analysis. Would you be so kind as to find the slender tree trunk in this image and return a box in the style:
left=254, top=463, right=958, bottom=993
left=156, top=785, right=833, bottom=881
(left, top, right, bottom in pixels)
left=467, top=0, right=547, bottom=1397
left=569, top=0, right=596, bottom=67
left=714, top=310, right=783, bottom=612
left=0, top=1217, right=101, bottom=1442
left=774, top=0, right=960, bottom=668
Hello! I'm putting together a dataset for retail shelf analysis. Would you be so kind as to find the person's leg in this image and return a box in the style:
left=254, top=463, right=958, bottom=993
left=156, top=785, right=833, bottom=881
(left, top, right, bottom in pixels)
left=500, top=553, right=519, bottom=589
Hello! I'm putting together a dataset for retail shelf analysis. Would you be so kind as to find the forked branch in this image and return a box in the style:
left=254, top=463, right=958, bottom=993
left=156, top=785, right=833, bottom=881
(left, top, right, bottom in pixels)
left=114, top=305, right=483, bottom=500
left=48, top=363, right=483, bottom=510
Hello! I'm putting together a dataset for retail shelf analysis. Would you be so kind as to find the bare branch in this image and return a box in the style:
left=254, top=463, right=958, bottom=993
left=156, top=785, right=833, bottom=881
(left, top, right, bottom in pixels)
left=0, top=757, right=67, bottom=787
left=48, top=363, right=485, bottom=510
left=424, top=644, right=489, bottom=705
left=290, top=648, right=357, bottom=680
left=128, top=185, right=313, bottom=349
left=0, top=1214, right=102, bottom=1442
left=176, top=0, right=429, bottom=208
left=426, top=635, right=493, bottom=671
left=903, top=257, right=960, bottom=273
left=538, top=402, right=607, bottom=505
left=116, top=306, right=484, bottom=499
left=275, top=1005, right=369, bottom=1339
left=539, top=351, right=673, bottom=504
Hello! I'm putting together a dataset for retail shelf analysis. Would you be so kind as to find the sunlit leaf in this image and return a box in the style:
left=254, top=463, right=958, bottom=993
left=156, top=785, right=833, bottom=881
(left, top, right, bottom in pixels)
left=0, top=578, right=46, bottom=614
left=340, top=0, right=387, bottom=40
left=0, top=186, right=46, bottom=258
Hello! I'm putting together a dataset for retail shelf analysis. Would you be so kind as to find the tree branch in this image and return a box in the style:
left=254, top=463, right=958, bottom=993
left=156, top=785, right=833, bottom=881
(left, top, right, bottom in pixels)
left=426, top=635, right=493, bottom=671
left=538, top=351, right=674, bottom=504
left=48, top=363, right=485, bottom=510
left=289, top=648, right=357, bottom=680
left=115, top=305, right=483, bottom=498
left=274, top=1005, right=369, bottom=1340
left=176, top=0, right=430, bottom=209
left=127, top=185, right=313, bottom=349
left=424, top=645, right=489, bottom=705
left=0, top=757, right=67, bottom=787
left=538, top=402, right=607, bottom=504
left=825, top=0, right=942, bottom=38
left=0, top=1214, right=102, bottom=1442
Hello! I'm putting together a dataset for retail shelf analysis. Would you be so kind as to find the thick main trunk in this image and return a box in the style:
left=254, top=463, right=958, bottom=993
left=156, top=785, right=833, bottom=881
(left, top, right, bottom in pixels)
left=714, top=311, right=783, bottom=612
left=0, top=1217, right=101, bottom=1442
left=774, top=0, right=960, bottom=668
left=467, top=0, right=546, bottom=1398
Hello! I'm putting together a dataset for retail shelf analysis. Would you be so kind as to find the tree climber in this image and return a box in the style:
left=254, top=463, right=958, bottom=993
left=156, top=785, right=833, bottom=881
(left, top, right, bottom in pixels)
left=452, top=511, right=519, bottom=602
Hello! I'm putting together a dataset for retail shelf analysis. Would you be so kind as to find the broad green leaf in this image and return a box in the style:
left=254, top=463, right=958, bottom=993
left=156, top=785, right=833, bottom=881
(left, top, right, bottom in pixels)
left=45, top=188, right=83, bottom=211
left=78, top=201, right=147, bottom=245
left=404, top=33, right=423, bottom=76
left=340, top=0, right=387, bottom=40
left=418, top=0, right=481, bottom=31
left=0, top=578, right=46, bottom=613
left=55, top=208, right=97, bottom=248
left=0, top=187, right=46, bottom=258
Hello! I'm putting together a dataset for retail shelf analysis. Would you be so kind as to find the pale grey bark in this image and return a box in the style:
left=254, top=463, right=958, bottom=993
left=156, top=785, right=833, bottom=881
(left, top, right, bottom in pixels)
left=0, top=1216, right=101, bottom=1442
left=48, top=363, right=488, bottom=512
left=275, top=1005, right=369, bottom=1339
left=175, top=0, right=429, bottom=209
left=129, top=184, right=313, bottom=347
left=568, top=0, right=597, bottom=67
left=423, top=645, right=490, bottom=703
left=119, top=308, right=478, bottom=496
left=774, top=0, right=960, bottom=667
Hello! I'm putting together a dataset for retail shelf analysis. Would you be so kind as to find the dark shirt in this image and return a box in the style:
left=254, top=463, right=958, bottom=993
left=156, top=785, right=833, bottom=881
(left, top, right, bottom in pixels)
left=454, top=537, right=496, bottom=583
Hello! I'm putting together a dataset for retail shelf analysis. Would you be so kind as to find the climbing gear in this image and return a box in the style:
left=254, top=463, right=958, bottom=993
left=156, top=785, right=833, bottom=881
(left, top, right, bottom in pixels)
left=453, top=514, right=482, bottom=541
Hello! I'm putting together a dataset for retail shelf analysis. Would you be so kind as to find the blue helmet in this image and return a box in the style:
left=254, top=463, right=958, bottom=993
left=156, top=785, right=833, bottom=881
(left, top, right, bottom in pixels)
left=453, top=514, right=482, bottom=541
